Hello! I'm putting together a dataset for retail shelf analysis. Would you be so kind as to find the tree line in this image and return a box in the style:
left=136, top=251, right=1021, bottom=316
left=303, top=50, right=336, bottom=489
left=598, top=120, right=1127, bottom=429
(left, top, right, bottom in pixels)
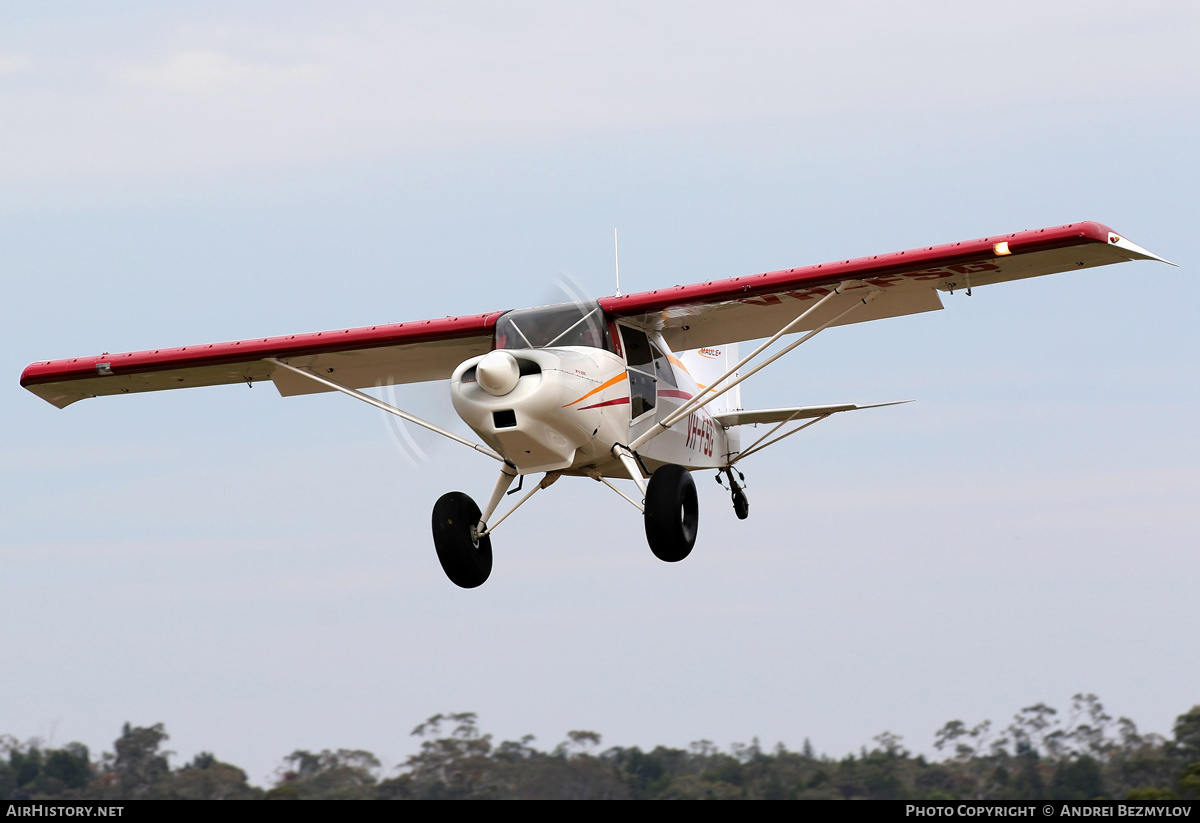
left=3, top=696, right=1198, bottom=800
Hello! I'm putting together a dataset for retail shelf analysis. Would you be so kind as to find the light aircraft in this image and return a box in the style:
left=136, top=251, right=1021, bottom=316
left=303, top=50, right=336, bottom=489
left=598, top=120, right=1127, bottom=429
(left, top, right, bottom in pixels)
left=21, top=222, right=1171, bottom=588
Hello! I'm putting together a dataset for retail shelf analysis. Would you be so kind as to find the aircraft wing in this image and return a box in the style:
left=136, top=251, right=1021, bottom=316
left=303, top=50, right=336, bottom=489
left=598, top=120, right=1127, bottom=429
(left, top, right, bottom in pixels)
left=600, top=221, right=1172, bottom=351
left=21, top=312, right=502, bottom=409
left=21, top=221, right=1169, bottom=410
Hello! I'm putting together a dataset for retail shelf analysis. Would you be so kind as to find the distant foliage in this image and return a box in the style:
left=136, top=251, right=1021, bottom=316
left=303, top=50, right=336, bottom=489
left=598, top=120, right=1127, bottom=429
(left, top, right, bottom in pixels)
left=3, top=697, right=1197, bottom=800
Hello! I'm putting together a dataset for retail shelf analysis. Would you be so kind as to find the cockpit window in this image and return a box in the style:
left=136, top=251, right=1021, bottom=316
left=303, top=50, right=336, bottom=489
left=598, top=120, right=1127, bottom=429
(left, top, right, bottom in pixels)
left=494, top=301, right=612, bottom=351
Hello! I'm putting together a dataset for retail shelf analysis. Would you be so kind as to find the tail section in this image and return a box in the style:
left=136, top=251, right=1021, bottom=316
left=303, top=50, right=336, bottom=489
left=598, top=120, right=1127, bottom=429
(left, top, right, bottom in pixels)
left=678, top=343, right=741, bottom=415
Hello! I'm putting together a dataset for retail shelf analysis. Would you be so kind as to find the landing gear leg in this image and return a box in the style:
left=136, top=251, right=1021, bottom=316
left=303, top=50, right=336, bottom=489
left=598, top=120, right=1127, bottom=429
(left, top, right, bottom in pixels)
left=478, top=464, right=519, bottom=531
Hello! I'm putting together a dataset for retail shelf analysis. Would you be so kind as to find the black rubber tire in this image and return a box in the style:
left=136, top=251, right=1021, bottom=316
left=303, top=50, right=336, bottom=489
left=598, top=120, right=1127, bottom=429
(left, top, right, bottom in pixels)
left=732, top=489, right=749, bottom=521
left=431, top=492, right=493, bottom=588
left=644, top=464, right=699, bottom=562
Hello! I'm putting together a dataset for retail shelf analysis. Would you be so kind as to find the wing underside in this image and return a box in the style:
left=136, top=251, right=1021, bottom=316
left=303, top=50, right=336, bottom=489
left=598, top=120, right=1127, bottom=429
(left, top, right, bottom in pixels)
left=22, top=315, right=498, bottom=408
left=659, top=285, right=944, bottom=352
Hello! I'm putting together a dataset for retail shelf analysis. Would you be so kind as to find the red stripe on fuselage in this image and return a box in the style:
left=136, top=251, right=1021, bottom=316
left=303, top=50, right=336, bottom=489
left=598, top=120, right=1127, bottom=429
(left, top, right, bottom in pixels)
left=577, top=397, right=630, bottom=410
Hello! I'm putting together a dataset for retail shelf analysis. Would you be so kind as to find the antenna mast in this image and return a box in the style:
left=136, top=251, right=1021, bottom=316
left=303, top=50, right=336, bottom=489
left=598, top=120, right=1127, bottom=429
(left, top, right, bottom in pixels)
left=614, top=228, right=621, bottom=297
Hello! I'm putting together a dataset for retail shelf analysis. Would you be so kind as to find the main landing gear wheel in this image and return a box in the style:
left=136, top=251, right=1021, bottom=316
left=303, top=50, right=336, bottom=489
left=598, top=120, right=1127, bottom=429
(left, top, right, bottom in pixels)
left=431, top=492, right=493, bottom=588
left=643, top=464, right=699, bottom=563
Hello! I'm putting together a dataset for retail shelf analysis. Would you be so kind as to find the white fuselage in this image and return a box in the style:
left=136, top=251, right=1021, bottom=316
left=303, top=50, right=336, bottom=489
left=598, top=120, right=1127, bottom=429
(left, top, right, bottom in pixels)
left=449, top=326, right=737, bottom=479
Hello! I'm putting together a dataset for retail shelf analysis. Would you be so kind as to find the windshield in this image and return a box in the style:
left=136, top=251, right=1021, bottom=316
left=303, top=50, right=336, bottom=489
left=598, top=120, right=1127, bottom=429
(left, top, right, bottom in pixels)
left=494, top=301, right=612, bottom=351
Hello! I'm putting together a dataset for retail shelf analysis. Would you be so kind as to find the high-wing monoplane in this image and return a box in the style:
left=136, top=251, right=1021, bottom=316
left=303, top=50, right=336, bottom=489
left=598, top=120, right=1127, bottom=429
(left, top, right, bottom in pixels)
left=21, top=222, right=1171, bottom=587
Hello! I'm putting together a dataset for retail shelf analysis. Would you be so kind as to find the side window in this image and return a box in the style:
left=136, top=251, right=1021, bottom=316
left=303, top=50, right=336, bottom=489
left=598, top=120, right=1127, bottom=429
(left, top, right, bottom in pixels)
left=620, top=326, right=656, bottom=421
left=622, top=326, right=653, bottom=370
left=652, top=344, right=677, bottom=388
left=628, top=371, right=656, bottom=419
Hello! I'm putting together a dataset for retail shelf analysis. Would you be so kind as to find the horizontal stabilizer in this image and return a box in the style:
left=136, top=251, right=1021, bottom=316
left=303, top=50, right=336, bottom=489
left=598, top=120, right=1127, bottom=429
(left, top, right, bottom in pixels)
left=713, top=401, right=911, bottom=428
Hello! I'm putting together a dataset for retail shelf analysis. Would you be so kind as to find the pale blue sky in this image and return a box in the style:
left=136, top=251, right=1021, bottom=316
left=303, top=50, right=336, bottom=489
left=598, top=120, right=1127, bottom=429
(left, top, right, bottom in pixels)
left=3, top=2, right=1197, bottom=783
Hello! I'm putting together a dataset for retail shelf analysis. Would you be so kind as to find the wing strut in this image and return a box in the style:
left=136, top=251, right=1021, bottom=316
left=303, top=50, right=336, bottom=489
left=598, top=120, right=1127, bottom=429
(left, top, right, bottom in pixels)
left=592, top=474, right=645, bottom=512
left=266, top=357, right=506, bottom=463
left=626, top=284, right=882, bottom=452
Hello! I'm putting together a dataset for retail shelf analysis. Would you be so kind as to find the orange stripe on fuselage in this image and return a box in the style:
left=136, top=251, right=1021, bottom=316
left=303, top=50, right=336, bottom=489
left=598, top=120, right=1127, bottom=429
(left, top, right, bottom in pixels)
left=563, top=372, right=628, bottom=407
left=666, top=353, right=690, bottom=375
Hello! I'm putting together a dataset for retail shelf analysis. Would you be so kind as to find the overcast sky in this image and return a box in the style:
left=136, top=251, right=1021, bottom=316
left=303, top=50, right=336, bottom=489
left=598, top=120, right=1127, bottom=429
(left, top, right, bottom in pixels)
left=3, top=1, right=1197, bottom=784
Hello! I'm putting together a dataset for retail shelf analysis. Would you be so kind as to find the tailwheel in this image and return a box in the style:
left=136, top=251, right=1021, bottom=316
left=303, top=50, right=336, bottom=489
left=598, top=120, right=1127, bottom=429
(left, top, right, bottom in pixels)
left=643, top=464, right=699, bottom=562
left=431, top=492, right=493, bottom=588
left=732, top=487, right=749, bottom=520
left=720, top=468, right=749, bottom=520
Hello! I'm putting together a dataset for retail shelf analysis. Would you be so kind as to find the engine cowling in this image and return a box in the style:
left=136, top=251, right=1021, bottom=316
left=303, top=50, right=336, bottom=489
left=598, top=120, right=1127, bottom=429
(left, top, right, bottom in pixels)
left=450, top=347, right=625, bottom=474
